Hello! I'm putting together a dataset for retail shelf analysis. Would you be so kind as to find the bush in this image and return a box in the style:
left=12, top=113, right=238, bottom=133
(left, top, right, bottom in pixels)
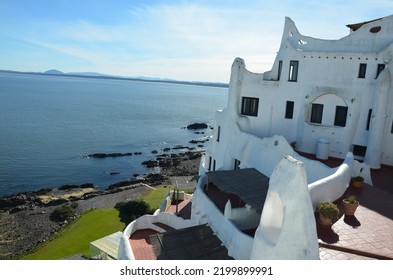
left=50, top=205, right=76, bottom=222
left=316, top=201, right=339, bottom=219
left=115, top=199, right=151, bottom=225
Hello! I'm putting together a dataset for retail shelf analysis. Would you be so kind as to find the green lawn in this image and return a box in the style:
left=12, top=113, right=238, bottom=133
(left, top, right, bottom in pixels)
left=143, top=186, right=170, bottom=211
left=19, top=208, right=123, bottom=260
left=18, top=186, right=182, bottom=260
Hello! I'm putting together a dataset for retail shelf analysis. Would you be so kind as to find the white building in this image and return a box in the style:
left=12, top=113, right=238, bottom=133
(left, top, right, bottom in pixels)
left=118, top=15, right=392, bottom=260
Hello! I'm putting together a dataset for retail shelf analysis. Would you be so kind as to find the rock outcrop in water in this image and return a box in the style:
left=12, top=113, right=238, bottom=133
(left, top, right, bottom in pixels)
left=186, top=122, right=208, bottom=130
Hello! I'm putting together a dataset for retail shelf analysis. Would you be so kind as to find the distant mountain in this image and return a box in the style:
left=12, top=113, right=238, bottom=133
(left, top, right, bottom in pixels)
left=67, top=71, right=110, bottom=77
left=44, top=69, right=64, bottom=75
left=0, top=69, right=228, bottom=88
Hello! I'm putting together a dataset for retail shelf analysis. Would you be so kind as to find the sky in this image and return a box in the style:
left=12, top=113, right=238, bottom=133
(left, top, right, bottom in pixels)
left=0, top=0, right=392, bottom=82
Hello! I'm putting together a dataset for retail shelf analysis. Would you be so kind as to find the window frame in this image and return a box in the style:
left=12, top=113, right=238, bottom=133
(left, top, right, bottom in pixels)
left=310, top=103, right=324, bottom=124
left=358, top=63, right=367, bottom=78
left=376, top=63, right=385, bottom=79
left=288, top=60, right=299, bottom=82
left=241, top=97, right=259, bottom=117
left=366, top=109, right=372, bottom=131
left=285, top=101, right=294, bottom=119
left=278, top=60, right=283, bottom=81
left=334, top=106, right=348, bottom=127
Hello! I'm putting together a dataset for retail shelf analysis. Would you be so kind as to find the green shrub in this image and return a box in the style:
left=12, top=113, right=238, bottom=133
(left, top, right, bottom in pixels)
left=50, top=205, right=76, bottom=222
left=316, top=201, right=339, bottom=219
left=116, top=199, right=151, bottom=225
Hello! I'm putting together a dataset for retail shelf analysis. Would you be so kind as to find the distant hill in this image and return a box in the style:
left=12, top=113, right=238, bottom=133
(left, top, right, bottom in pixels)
left=44, top=69, right=64, bottom=75
left=0, top=69, right=228, bottom=88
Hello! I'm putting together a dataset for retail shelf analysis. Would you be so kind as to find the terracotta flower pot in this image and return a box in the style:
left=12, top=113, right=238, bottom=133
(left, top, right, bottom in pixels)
left=343, top=200, right=359, bottom=216
left=352, top=180, right=363, bottom=188
left=319, top=212, right=333, bottom=227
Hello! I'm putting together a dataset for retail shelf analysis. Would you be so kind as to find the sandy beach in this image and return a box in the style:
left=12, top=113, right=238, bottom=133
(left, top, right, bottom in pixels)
left=0, top=151, right=201, bottom=260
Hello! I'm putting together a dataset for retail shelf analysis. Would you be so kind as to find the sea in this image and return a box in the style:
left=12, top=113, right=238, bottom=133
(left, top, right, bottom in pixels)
left=0, top=72, right=228, bottom=197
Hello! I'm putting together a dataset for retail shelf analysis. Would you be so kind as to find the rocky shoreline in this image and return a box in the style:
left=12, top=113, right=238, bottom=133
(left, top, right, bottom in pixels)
left=0, top=148, right=203, bottom=260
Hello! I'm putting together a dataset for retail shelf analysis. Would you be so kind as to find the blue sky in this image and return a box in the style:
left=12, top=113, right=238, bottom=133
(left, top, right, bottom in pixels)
left=0, top=0, right=392, bottom=82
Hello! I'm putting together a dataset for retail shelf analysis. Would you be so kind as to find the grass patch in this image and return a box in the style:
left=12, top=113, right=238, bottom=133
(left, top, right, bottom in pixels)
left=142, top=186, right=170, bottom=210
left=18, top=186, right=193, bottom=260
left=19, top=208, right=123, bottom=260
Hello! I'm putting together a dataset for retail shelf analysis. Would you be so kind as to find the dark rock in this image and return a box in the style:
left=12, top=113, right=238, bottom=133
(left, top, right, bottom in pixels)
left=84, top=152, right=133, bottom=158
left=189, top=138, right=209, bottom=144
left=45, top=198, right=69, bottom=207
left=107, top=180, right=132, bottom=190
left=162, top=147, right=171, bottom=152
left=134, top=152, right=142, bottom=155
left=58, top=183, right=94, bottom=190
left=172, top=145, right=189, bottom=150
left=141, top=160, right=159, bottom=168
left=187, top=123, right=208, bottom=130
left=109, top=172, right=120, bottom=176
left=0, top=196, right=27, bottom=210
left=80, top=183, right=94, bottom=189
left=144, top=173, right=167, bottom=186
left=151, top=150, right=158, bottom=154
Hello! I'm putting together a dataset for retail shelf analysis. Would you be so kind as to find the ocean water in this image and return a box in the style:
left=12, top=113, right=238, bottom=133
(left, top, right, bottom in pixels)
left=0, top=73, right=227, bottom=196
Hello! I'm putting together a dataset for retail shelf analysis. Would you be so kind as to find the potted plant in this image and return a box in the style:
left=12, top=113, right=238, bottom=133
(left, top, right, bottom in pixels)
left=351, top=176, right=364, bottom=188
left=343, top=195, right=359, bottom=216
left=316, top=201, right=339, bottom=227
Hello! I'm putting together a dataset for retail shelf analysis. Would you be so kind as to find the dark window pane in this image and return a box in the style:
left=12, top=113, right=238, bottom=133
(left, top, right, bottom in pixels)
left=334, top=106, right=348, bottom=127
left=376, top=64, right=385, bottom=78
left=310, top=103, right=323, bottom=124
left=285, top=101, right=294, bottom=119
left=358, top=63, right=367, bottom=78
left=289, top=60, right=299, bottom=81
left=241, top=97, right=259, bottom=116
left=278, top=60, right=283, bottom=81
left=366, top=109, right=372, bottom=131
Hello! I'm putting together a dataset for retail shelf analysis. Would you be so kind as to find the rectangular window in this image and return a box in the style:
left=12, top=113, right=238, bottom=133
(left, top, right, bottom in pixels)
left=241, top=97, right=259, bottom=116
left=366, top=109, right=372, bottom=131
left=310, top=103, right=323, bottom=124
left=376, top=64, right=385, bottom=78
left=358, top=63, right=367, bottom=78
left=391, top=121, right=393, bottom=134
left=234, top=159, right=241, bottom=170
left=353, top=145, right=367, bottom=157
left=278, top=60, right=283, bottom=81
left=334, top=106, right=348, bottom=127
left=285, top=101, right=294, bottom=119
left=288, top=60, right=299, bottom=81
left=208, top=156, right=212, bottom=171
left=216, top=126, right=221, bottom=142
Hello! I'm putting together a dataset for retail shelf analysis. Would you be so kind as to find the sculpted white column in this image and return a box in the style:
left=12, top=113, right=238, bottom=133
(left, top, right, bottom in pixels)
left=250, top=156, right=319, bottom=260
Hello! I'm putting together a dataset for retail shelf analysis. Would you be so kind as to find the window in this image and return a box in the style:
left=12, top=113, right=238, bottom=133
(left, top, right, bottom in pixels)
left=216, top=126, right=221, bottom=142
left=310, top=103, right=323, bottom=124
left=241, top=97, right=259, bottom=116
left=353, top=145, right=367, bottom=157
left=358, top=63, right=367, bottom=78
left=366, top=109, right=372, bottom=131
left=234, top=159, right=241, bottom=170
left=278, top=60, right=283, bottom=81
left=334, top=106, right=348, bottom=127
left=288, top=60, right=299, bottom=81
left=285, top=101, right=294, bottom=119
left=391, top=121, right=393, bottom=134
left=208, top=157, right=216, bottom=171
left=376, top=64, right=385, bottom=78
